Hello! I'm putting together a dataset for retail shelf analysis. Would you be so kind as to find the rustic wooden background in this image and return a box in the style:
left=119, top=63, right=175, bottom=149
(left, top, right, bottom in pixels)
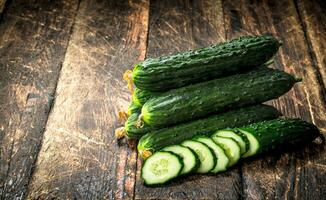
left=0, top=0, right=325, bottom=199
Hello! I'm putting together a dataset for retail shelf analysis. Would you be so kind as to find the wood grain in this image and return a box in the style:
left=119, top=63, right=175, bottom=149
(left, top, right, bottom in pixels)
left=0, top=0, right=79, bottom=199
left=25, top=0, right=149, bottom=199
left=296, top=0, right=326, bottom=88
left=223, top=0, right=326, bottom=199
left=0, top=0, right=5, bottom=15
left=134, top=1, right=242, bottom=199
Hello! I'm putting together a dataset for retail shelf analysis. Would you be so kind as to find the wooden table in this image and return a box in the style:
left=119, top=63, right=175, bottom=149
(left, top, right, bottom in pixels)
left=0, top=0, right=325, bottom=199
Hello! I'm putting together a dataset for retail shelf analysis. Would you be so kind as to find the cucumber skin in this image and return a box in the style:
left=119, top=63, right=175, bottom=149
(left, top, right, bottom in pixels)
left=127, top=102, right=141, bottom=116
left=133, top=35, right=281, bottom=91
left=142, top=67, right=298, bottom=127
left=132, top=88, right=160, bottom=106
left=138, top=104, right=280, bottom=156
left=141, top=151, right=184, bottom=186
left=238, top=118, right=320, bottom=154
left=125, top=113, right=154, bottom=139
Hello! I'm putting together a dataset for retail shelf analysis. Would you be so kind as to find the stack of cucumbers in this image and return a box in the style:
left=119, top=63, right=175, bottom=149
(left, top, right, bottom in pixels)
left=115, top=35, right=320, bottom=186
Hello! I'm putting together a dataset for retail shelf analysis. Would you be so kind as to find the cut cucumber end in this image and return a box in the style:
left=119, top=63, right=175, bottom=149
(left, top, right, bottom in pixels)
left=211, top=136, right=241, bottom=167
left=193, top=136, right=229, bottom=173
left=181, top=140, right=216, bottom=173
left=215, top=130, right=248, bottom=155
left=163, top=145, right=199, bottom=175
left=141, top=151, right=183, bottom=185
left=238, top=129, right=260, bottom=158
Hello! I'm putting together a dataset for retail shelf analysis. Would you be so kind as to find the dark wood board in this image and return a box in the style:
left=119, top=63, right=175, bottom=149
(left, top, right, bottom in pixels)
left=223, top=0, right=326, bottom=199
left=25, top=0, right=149, bottom=199
left=134, top=1, right=243, bottom=199
left=0, top=0, right=324, bottom=199
left=0, top=0, right=5, bottom=15
left=0, top=0, right=79, bottom=199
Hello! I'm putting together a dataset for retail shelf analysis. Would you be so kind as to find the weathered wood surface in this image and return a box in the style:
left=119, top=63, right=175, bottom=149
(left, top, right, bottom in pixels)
left=0, top=0, right=79, bottom=199
left=297, top=0, right=326, bottom=88
left=26, top=0, right=149, bottom=199
left=0, top=0, right=6, bottom=15
left=135, top=0, right=243, bottom=199
left=0, top=0, right=325, bottom=199
left=223, top=0, right=326, bottom=199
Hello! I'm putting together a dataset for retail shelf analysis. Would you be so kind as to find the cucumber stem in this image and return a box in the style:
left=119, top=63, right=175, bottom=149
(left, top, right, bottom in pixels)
left=123, top=70, right=134, bottom=93
left=115, top=127, right=126, bottom=139
left=118, top=110, right=128, bottom=121
left=140, top=150, right=153, bottom=159
left=136, top=113, right=144, bottom=128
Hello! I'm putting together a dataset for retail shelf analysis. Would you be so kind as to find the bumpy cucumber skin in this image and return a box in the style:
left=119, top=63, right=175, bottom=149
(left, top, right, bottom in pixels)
left=141, top=151, right=184, bottom=186
left=137, top=104, right=280, bottom=155
left=238, top=118, right=320, bottom=154
left=132, top=88, right=160, bottom=106
left=142, top=67, right=297, bottom=127
left=133, top=35, right=281, bottom=91
left=127, top=102, right=141, bottom=116
left=125, top=113, right=154, bottom=139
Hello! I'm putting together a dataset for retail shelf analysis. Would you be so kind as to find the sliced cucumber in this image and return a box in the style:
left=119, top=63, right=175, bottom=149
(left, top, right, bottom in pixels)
left=211, top=136, right=241, bottom=167
left=214, top=130, right=248, bottom=155
left=141, top=151, right=183, bottom=185
left=193, top=136, right=229, bottom=173
left=181, top=140, right=216, bottom=173
left=162, top=145, right=199, bottom=175
left=237, top=129, right=260, bottom=158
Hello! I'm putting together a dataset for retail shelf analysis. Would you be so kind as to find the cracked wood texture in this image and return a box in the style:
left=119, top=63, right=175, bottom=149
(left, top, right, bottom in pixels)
left=0, top=0, right=79, bottom=199
left=0, top=0, right=325, bottom=199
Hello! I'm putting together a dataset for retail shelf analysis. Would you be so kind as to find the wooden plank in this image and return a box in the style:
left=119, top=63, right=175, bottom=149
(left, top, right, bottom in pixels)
left=296, top=0, right=326, bottom=89
left=0, top=0, right=79, bottom=199
left=134, top=1, right=243, bottom=199
left=26, top=0, right=149, bottom=199
left=223, top=0, right=326, bottom=199
left=0, top=0, right=5, bottom=15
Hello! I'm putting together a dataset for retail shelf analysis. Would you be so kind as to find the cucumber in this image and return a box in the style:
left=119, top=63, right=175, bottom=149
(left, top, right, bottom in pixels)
left=138, top=104, right=280, bottom=158
left=132, top=88, right=160, bottom=106
left=162, top=145, right=199, bottom=175
left=214, top=130, right=249, bottom=155
left=181, top=140, right=216, bottom=173
left=141, top=151, right=183, bottom=185
left=127, top=101, right=141, bottom=116
left=133, top=35, right=281, bottom=91
left=124, top=113, right=154, bottom=139
left=141, top=67, right=300, bottom=127
left=193, top=136, right=229, bottom=173
left=211, top=136, right=241, bottom=167
left=236, top=118, right=320, bottom=157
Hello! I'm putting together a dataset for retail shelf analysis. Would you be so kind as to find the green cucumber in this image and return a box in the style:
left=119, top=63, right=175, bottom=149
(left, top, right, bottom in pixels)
left=138, top=104, right=280, bottom=158
left=127, top=101, right=141, bottom=116
left=162, top=145, right=199, bottom=175
left=132, top=88, right=160, bottom=106
left=193, top=136, right=229, bottom=173
left=236, top=118, right=320, bottom=157
left=211, top=136, right=241, bottom=167
left=214, top=130, right=249, bottom=155
left=124, top=113, right=154, bottom=139
left=133, top=35, right=281, bottom=91
left=141, top=67, right=300, bottom=127
left=141, top=151, right=183, bottom=185
left=181, top=140, right=216, bottom=173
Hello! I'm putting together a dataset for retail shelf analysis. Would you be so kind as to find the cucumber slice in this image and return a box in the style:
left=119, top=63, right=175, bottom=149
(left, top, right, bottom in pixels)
left=162, top=145, right=199, bottom=175
left=193, top=136, right=229, bottom=173
left=211, top=136, right=241, bottom=167
left=214, top=130, right=249, bottom=155
left=181, top=140, right=216, bottom=173
left=237, top=129, right=260, bottom=158
left=141, top=151, right=183, bottom=185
